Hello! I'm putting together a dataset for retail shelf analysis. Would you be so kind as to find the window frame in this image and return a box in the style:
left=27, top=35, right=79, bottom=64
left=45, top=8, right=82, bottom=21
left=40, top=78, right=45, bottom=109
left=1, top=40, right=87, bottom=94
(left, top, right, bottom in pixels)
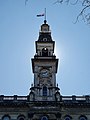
left=64, top=115, right=72, bottom=120
left=41, top=116, right=48, bottom=120
left=17, top=115, right=25, bottom=120
left=43, top=86, right=47, bottom=96
left=79, top=116, right=87, bottom=120
left=2, top=115, right=10, bottom=120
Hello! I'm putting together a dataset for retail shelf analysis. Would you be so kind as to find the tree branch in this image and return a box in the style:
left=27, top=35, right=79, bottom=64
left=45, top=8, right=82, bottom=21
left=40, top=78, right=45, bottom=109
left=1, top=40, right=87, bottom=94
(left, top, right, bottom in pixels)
left=54, top=0, right=90, bottom=24
left=25, top=0, right=28, bottom=5
left=75, top=4, right=90, bottom=23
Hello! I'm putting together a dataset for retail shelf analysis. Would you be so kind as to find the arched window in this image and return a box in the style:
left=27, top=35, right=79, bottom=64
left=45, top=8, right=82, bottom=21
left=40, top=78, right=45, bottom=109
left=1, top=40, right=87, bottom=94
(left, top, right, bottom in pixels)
left=18, top=118, right=24, bottom=120
left=64, top=115, right=72, bottom=120
left=2, top=115, right=10, bottom=120
left=42, top=48, right=48, bottom=56
left=17, top=115, right=25, bottom=120
left=43, top=86, right=47, bottom=96
left=79, top=116, right=87, bottom=120
left=41, top=116, right=48, bottom=120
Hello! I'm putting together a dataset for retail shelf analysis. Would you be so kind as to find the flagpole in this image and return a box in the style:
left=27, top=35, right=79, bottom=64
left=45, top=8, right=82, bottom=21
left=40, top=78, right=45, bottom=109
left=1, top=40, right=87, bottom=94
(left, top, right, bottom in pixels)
left=44, top=8, right=47, bottom=24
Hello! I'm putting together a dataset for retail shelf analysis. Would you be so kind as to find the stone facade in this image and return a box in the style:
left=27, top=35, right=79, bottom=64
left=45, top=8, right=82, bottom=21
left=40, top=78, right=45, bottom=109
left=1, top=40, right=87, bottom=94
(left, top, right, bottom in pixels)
left=0, top=95, right=90, bottom=120
left=0, top=20, right=90, bottom=120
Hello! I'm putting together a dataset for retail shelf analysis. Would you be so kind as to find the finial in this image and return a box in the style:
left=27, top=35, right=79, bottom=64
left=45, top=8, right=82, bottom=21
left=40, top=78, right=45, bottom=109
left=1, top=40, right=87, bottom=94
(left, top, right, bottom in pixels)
left=44, top=20, right=47, bottom=24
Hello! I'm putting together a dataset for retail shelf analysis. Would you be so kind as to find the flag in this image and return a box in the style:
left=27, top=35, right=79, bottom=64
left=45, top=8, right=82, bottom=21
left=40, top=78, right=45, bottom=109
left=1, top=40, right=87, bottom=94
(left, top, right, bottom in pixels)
left=37, top=13, right=44, bottom=17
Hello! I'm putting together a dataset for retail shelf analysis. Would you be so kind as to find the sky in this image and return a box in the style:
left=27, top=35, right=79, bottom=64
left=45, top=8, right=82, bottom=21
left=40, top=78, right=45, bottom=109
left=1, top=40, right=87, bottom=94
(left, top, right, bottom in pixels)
left=0, top=0, right=90, bottom=96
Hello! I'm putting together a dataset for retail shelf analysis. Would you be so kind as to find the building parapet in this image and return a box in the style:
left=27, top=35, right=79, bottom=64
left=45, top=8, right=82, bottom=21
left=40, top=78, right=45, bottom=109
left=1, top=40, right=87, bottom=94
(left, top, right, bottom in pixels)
left=0, top=95, right=28, bottom=101
left=0, top=95, right=90, bottom=102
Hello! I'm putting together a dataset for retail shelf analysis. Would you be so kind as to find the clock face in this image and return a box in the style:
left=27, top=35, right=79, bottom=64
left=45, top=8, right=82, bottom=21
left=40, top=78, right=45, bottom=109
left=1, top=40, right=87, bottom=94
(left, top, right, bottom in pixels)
left=40, top=69, right=49, bottom=78
left=39, top=68, right=52, bottom=84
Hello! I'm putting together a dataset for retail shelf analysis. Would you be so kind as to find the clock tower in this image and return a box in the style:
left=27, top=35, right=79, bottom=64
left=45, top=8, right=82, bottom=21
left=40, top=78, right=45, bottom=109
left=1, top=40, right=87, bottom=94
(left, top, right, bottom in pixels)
left=30, top=20, right=60, bottom=101
left=0, top=18, right=89, bottom=120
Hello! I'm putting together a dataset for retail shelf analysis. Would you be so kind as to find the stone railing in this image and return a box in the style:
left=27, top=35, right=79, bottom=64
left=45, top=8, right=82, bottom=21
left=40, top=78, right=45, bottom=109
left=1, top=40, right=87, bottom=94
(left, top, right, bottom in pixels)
left=61, top=95, right=90, bottom=102
left=0, top=95, right=90, bottom=102
left=0, top=95, right=28, bottom=101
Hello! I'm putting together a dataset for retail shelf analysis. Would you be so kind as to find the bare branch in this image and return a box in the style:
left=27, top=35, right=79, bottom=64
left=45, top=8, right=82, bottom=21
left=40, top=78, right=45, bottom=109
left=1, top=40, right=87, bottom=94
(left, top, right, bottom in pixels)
left=85, top=13, right=90, bottom=24
left=82, top=0, right=90, bottom=6
left=25, top=0, right=28, bottom=5
left=65, top=0, right=70, bottom=4
left=53, top=0, right=64, bottom=4
left=54, top=0, right=90, bottom=24
left=70, top=0, right=79, bottom=5
left=75, top=4, right=90, bottom=23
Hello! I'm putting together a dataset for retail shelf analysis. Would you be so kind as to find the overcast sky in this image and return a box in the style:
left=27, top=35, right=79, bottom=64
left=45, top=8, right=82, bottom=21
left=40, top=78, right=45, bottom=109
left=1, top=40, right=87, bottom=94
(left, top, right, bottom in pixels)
left=0, top=0, right=90, bottom=96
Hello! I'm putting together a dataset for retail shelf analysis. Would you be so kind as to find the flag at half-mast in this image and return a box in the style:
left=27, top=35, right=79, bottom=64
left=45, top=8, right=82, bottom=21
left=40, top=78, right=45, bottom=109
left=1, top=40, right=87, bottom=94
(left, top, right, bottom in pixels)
left=37, top=13, right=45, bottom=17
